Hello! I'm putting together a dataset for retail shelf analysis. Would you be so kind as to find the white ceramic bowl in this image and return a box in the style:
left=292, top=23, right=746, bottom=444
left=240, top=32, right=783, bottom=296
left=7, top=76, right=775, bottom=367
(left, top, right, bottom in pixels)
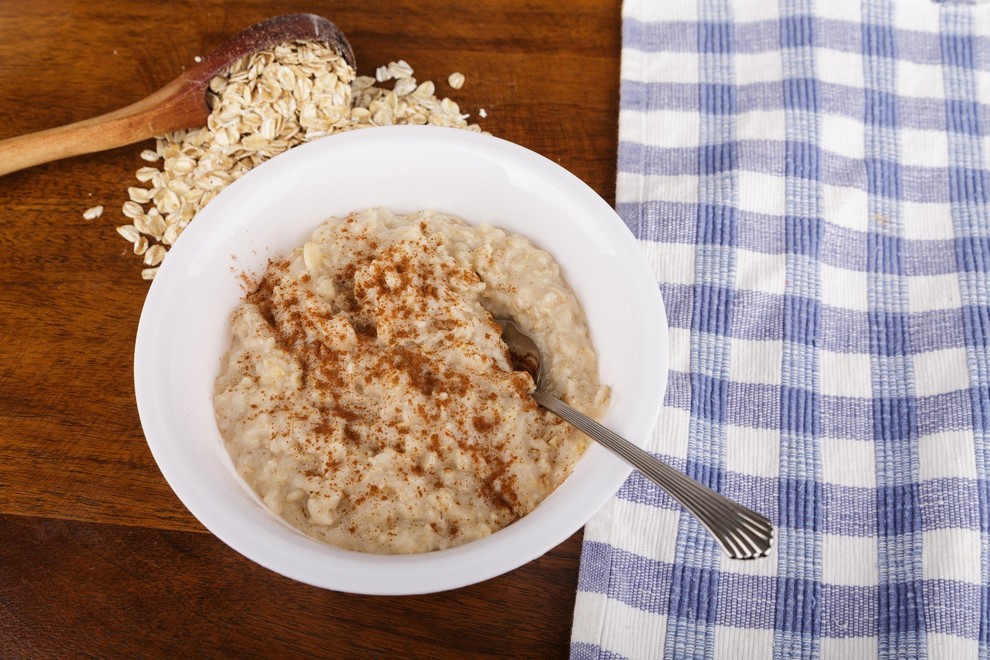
left=135, top=125, right=668, bottom=595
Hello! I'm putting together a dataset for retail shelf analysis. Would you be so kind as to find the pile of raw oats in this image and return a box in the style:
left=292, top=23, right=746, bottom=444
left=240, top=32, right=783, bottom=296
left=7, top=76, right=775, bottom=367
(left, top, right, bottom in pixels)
left=83, top=40, right=480, bottom=280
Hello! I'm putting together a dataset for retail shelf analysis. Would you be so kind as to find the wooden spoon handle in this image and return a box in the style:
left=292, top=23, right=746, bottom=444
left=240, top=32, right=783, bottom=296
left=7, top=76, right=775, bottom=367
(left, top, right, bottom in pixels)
left=0, top=13, right=355, bottom=178
left=0, top=77, right=206, bottom=177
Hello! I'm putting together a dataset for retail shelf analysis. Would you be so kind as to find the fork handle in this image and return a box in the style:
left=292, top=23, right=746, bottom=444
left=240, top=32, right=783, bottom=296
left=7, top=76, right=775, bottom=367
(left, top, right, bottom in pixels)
left=533, top=390, right=774, bottom=560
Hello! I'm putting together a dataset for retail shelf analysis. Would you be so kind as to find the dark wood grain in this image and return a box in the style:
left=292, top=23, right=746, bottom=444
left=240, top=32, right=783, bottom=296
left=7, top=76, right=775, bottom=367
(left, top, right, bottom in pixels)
left=0, top=0, right=620, bottom=655
left=0, top=514, right=583, bottom=658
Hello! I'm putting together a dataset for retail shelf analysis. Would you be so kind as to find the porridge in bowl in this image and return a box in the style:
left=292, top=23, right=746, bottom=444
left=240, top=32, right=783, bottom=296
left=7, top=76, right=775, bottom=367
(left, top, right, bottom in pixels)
left=213, top=208, right=608, bottom=554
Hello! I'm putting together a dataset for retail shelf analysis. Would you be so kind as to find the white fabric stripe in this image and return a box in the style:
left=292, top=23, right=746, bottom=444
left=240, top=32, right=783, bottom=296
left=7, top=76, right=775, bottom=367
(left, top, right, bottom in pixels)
left=623, top=1, right=696, bottom=23
left=820, top=637, right=880, bottom=658
left=715, top=625, right=775, bottom=660
left=572, top=590, right=669, bottom=660
left=927, top=633, right=979, bottom=660
left=619, top=110, right=701, bottom=149
left=617, top=172, right=699, bottom=204
left=583, top=497, right=682, bottom=565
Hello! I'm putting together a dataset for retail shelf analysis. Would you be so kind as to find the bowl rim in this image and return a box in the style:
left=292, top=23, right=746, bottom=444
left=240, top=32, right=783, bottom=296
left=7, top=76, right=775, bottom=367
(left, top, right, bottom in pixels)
left=134, top=125, right=668, bottom=594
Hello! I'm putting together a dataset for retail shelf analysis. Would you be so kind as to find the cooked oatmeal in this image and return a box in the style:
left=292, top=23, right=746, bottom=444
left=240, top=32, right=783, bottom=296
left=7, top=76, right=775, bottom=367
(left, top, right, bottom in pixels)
left=213, top=208, right=607, bottom=554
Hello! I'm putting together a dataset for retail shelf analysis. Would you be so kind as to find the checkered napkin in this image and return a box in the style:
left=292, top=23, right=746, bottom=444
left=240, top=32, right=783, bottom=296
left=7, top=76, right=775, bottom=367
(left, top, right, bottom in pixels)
left=571, top=1, right=990, bottom=658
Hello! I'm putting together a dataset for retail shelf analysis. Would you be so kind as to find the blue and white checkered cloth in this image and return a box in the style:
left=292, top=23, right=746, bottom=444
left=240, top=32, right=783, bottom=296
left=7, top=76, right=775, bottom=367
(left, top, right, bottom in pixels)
left=571, top=1, right=990, bottom=658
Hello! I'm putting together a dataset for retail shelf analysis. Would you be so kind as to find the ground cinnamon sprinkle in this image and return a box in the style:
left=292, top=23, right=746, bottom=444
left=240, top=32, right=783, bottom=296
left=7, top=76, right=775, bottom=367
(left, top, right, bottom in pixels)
left=214, top=208, right=606, bottom=554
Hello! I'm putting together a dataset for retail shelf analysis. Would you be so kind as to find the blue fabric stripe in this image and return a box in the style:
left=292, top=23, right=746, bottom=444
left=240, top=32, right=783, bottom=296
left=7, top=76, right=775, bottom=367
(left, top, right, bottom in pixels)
left=571, top=642, right=630, bottom=660
left=620, top=455, right=984, bottom=537
left=659, top=283, right=978, bottom=355
left=663, top=3, right=735, bottom=658
left=623, top=16, right=990, bottom=69
left=774, top=4, right=824, bottom=656
left=619, top=141, right=984, bottom=206
left=621, top=201, right=990, bottom=277
left=664, top=368, right=974, bottom=441
left=939, top=7, right=990, bottom=660
left=620, top=79, right=961, bottom=133
left=862, top=3, right=927, bottom=656
left=580, top=542, right=985, bottom=640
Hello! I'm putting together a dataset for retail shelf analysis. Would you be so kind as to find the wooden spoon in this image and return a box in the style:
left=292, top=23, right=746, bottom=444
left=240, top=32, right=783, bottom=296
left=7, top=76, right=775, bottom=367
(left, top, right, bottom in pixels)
left=0, top=13, right=355, bottom=177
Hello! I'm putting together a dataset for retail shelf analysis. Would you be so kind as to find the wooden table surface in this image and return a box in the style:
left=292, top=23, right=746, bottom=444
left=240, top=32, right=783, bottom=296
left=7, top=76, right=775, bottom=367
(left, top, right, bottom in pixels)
left=0, top=1, right=621, bottom=657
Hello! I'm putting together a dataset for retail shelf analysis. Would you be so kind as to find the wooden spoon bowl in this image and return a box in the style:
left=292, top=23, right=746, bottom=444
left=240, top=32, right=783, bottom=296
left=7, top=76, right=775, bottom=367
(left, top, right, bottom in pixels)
left=0, top=13, right=355, bottom=177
